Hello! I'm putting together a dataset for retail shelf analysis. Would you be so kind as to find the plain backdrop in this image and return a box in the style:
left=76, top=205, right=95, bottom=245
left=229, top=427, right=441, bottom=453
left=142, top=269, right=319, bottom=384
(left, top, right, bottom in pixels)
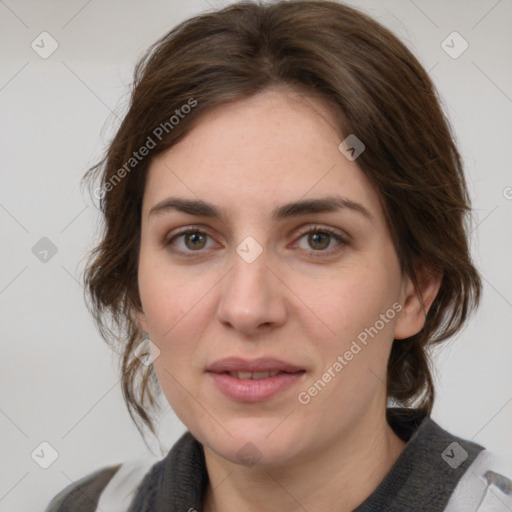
left=1, top=0, right=511, bottom=510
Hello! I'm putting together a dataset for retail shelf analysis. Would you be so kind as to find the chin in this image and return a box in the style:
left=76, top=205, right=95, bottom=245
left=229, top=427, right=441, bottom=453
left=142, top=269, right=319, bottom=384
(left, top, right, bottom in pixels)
left=195, top=417, right=305, bottom=468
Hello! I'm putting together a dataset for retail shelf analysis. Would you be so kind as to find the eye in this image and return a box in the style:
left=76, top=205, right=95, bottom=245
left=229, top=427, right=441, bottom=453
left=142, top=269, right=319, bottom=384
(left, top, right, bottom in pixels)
left=294, top=226, right=347, bottom=256
left=165, top=228, right=216, bottom=254
left=164, top=225, right=347, bottom=258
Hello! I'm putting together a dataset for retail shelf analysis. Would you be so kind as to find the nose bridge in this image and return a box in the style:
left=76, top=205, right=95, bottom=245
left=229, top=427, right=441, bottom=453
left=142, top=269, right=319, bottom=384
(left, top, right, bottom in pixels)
left=216, top=239, right=286, bottom=333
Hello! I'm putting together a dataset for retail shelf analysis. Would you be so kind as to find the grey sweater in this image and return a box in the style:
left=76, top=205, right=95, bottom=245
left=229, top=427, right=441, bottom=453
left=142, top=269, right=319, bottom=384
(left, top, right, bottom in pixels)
left=45, top=408, right=512, bottom=511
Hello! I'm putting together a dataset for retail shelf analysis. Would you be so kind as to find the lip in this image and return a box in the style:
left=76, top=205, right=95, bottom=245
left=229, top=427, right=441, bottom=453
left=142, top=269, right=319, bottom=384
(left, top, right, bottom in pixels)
left=206, top=357, right=304, bottom=373
left=206, top=357, right=306, bottom=402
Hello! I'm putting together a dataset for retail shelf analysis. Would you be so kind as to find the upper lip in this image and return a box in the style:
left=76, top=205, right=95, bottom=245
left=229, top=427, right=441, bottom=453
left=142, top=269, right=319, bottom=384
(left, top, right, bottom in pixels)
left=206, top=357, right=305, bottom=373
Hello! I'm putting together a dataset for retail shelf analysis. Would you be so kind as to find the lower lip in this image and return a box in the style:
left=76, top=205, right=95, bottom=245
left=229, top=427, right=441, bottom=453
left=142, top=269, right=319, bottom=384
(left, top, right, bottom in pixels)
left=207, top=371, right=306, bottom=402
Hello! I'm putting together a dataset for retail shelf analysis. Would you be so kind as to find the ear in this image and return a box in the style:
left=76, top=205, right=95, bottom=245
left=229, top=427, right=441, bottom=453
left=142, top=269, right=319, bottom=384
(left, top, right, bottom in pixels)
left=394, top=266, right=442, bottom=340
left=135, top=307, right=149, bottom=333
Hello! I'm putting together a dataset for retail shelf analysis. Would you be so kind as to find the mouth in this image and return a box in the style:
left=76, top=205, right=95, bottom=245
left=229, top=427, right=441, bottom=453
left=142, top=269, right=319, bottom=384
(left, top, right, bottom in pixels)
left=224, top=370, right=288, bottom=380
left=206, top=358, right=306, bottom=402
left=206, top=357, right=305, bottom=374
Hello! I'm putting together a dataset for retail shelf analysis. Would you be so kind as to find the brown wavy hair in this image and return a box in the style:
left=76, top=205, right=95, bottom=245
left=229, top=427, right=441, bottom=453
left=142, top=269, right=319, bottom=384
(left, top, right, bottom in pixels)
left=82, top=0, right=481, bottom=439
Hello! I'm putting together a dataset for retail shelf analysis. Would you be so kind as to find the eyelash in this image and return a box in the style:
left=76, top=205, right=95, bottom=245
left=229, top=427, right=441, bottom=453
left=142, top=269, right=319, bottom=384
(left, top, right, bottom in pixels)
left=163, top=224, right=349, bottom=259
left=293, top=225, right=348, bottom=258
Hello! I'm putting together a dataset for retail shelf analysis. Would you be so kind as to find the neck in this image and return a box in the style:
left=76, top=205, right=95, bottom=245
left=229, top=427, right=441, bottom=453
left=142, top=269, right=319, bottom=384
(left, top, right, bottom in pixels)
left=202, top=410, right=406, bottom=512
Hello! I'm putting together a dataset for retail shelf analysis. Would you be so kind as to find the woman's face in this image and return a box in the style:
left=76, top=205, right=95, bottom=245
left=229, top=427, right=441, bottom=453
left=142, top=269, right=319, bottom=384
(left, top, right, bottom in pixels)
left=137, top=87, right=421, bottom=467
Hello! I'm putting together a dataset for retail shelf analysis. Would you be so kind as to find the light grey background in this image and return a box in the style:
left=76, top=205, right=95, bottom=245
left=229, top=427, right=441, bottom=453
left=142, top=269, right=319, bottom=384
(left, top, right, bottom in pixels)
left=1, top=0, right=511, bottom=510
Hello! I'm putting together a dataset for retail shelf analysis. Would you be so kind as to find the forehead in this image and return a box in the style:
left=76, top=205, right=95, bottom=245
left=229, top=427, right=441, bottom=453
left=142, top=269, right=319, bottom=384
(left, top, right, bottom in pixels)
left=143, top=88, right=384, bottom=224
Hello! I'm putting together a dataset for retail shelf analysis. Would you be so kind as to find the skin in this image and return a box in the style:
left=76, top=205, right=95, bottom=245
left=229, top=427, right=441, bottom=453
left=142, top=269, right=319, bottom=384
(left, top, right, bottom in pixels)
left=137, top=86, right=441, bottom=512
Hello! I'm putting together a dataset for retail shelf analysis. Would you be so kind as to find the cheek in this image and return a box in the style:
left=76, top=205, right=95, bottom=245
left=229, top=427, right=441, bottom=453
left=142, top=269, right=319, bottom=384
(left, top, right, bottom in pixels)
left=294, top=259, right=401, bottom=415
left=295, top=258, right=400, bottom=342
left=138, top=247, right=215, bottom=338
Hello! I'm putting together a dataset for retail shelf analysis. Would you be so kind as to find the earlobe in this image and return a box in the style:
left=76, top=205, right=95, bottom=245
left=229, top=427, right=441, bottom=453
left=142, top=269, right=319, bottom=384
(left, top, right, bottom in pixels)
left=136, top=309, right=148, bottom=333
left=394, top=267, right=442, bottom=340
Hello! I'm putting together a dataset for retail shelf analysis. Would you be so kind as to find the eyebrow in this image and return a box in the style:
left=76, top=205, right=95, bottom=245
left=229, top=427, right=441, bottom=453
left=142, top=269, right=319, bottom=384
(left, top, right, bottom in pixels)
left=148, top=194, right=373, bottom=222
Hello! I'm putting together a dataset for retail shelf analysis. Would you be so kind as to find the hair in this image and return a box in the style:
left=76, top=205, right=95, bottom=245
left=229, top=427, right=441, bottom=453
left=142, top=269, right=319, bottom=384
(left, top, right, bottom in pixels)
left=83, top=0, right=481, bottom=439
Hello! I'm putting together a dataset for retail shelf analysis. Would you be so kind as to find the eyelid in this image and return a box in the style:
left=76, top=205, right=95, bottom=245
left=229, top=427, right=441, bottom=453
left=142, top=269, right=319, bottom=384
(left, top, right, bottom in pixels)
left=163, top=225, right=219, bottom=254
left=163, top=223, right=350, bottom=257
left=164, top=223, right=215, bottom=240
left=290, top=224, right=349, bottom=257
left=293, top=223, right=350, bottom=242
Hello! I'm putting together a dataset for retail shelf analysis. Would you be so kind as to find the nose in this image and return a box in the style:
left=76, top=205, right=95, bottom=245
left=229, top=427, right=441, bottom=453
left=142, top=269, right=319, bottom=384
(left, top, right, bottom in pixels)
left=215, top=246, right=287, bottom=336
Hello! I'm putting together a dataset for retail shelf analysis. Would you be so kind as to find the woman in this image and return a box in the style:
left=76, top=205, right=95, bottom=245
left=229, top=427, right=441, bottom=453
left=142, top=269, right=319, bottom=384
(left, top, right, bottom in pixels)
left=45, top=1, right=512, bottom=510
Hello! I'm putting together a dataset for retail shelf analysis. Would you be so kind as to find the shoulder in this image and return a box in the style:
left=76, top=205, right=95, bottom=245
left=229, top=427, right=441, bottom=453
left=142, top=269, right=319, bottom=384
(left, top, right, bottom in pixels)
left=44, top=464, right=121, bottom=512
left=383, top=408, right=512, bottom=511
left=45, top=455, right=161, bottom=512
left=444, top=447, right=512, bottom=511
